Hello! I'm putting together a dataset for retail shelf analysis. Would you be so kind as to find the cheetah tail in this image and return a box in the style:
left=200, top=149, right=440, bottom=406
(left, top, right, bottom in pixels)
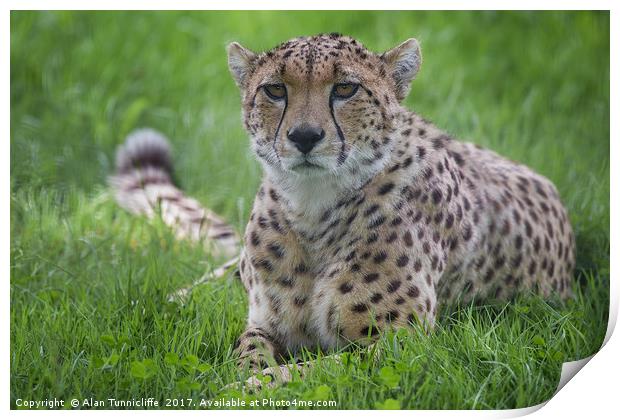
left=109, top=128, right=241, bottom=260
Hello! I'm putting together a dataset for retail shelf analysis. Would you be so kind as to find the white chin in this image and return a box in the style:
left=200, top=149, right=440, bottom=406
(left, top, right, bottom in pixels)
left=282, top=157, right=331, bottom=175
left=291, top=162, right=326, bottom=174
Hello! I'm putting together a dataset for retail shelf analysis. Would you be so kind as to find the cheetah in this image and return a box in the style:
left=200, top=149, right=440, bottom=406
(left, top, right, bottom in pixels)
left=111, top=33, right=575, bottom=386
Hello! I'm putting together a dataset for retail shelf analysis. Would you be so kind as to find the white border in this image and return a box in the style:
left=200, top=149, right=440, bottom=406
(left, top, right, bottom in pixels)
left=4, top=2, right=616, bottom=418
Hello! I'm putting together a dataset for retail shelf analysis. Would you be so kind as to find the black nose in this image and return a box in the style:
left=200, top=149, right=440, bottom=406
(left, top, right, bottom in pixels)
left=287, top=125, right=325, bottom=154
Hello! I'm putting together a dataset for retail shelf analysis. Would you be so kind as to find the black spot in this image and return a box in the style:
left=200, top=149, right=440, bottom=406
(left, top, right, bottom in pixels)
left=387, top=163, right=401, bottom=173
left=445, top=213, right=454, bottom=229
left=250, top=231, right=260, bottom=246
left=403, top=231, right=414, bottom=247
left=294, top=296, right=307, bottom=306
left=494, top=255, right=506, bottom=269
left=278, top=276, right=294, bottom=288
left=294, top=263, right=308, bottom=274
left=373, top=251, right=388, bottom=264
left=339, top=282, right=354, bottom=294
left=352, top=302, right=368, bottom=313
left=345, top=211, right=358, bottom=225
left=450, top=151, right=465, bottom=166
left=525, top=221, right=533, bottom=238
left=378, top=182, right=395, bottom=195
left=407, top=285, right=420, bottom=298
left=360, top=325, right=379, bottom=337
left=364, top=272, right=380, bottom=283
left=463, top=196, right=471, bottom=211
left=386, top=310, right=400, bottom=321
left=367, top=232, right=379, bottom=244
left=462, top=224, right=473, bottom=241
left=547, top=261, right=555, bottom=277
left=267, top=243, right=284, bottom=258
left=533, top=237, right=541, bottom=252
left=368, top=215, right=386, bottom=229
left=254, top=258, right=273, bottom=272
left=364, top=204, right=380, bottom=217
left=396, top=255, right=409, bottom=267
left=370, top=293, right=383, bottom=303
left=387, top=279, right=402, bottom=293
left=515, top=235, right=523, bottom=249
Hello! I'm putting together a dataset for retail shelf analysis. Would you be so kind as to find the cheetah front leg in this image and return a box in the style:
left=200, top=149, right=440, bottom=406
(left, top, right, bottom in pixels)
left=233, top=325, right=281, bottom=372
left=226, top=325, right=298, bottom=391
left=230, top=325, right=343, bottom=391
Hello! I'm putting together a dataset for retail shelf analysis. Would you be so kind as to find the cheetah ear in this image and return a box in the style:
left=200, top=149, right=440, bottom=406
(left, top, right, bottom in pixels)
left=381, top=38, right=422, bottom=101
left=227, top=42, right=257, bottom=89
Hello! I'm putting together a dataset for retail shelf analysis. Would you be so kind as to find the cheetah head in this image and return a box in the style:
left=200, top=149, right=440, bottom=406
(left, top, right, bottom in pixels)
left=227, top=33, right=421, bottom=195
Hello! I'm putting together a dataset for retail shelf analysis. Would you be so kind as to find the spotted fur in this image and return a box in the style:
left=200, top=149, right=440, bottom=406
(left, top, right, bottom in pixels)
left=111, top=34, right=575, bottom=382
left=227, top=34, right=575, bottom=368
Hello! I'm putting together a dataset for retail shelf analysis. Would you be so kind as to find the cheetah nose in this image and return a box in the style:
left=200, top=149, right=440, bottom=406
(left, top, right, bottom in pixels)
left=286, top=124, right=325, bottom=154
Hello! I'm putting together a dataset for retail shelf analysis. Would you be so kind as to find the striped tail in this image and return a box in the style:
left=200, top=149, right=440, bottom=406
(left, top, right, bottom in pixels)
left=109, top=128, right=241, bottom=261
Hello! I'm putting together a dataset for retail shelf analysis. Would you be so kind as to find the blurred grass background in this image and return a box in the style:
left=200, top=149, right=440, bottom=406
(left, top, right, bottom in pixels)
left=10, top=11, right=609, bottom=409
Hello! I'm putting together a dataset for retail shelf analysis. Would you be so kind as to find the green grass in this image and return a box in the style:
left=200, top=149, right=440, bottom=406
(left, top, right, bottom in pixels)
left=10, top=11, right=609, bottom=409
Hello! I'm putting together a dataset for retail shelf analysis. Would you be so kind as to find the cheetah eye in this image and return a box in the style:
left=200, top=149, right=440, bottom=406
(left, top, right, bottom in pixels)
left=263, top=84, right=287, bottom=101
left=332, top=83, right=359, bottom=99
